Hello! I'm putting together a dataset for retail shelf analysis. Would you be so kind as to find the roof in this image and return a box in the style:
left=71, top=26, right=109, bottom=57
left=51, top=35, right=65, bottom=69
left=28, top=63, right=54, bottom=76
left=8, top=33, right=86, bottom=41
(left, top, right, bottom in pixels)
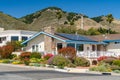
left=87, top=34, right=120, bottom=42
left=55, top=33, right=96, bottom=42
left=0, top=30, right=37, bottom=35
left=22, top=31, right=106, bottom=45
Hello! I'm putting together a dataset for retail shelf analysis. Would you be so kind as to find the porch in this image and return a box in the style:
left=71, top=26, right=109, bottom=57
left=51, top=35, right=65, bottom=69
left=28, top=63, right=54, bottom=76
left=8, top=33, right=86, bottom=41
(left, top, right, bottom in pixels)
left=77, top=51, right=120, bottom=59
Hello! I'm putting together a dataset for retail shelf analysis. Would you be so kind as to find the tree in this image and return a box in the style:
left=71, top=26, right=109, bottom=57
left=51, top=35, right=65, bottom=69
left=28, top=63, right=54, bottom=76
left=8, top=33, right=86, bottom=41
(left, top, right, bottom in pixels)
left=6, top=41, right=23, bottom=51
left=106, top=14, right=114, bottom=34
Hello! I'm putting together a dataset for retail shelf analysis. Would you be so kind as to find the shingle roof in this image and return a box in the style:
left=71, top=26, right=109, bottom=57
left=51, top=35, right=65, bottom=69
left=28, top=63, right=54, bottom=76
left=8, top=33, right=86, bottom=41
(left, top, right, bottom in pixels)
left=87, top=34, right=120, bottom=41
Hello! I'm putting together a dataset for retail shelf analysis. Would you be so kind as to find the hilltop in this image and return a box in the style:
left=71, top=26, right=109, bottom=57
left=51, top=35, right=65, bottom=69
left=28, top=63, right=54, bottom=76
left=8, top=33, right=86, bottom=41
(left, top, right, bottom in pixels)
left=0, top=7, right=120, bottom=33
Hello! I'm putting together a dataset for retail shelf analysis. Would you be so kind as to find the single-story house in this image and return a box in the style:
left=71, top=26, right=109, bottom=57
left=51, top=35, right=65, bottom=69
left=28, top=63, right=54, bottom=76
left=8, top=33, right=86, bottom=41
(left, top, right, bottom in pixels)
left=22, top=27, right=120, bottom=58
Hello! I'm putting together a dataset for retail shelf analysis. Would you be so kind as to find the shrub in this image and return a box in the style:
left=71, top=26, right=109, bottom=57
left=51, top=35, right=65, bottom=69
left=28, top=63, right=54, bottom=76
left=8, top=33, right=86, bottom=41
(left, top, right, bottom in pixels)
left=2, top=59, right=11, bottom=63
left=43, top=53, right=53, bottom=60
left=20, top=52, right=31, bottom=60
left=0, top=45, right=14, bottom=59
left=110, top=65, right=120, bottom=70
left=92, top=60, right=98, bottom=65
left=112, top=60, right=120, bottom=67
left=52, top=55, right=70, bottom=68
left=12, top=61, right=23, bottom=64
left=47, top=56, right=55, bottom=65
left=73, top=57, right=90, bottom=67
left=24, top=58, right=30, bottom=65
left=89, top=63, right=111, bottom=72
left=30, top=52, right=41, bottom=59
left=30, top=58, right=41, bottom=63
left=58, top=47, right=76, bottom=60
left=103, top=57, right=117, bottom=65
left=67, top=63, right=76, bottom=68
left=97, top=56, right=107, bottom=62
left=9, top=54, right=17, bottom=59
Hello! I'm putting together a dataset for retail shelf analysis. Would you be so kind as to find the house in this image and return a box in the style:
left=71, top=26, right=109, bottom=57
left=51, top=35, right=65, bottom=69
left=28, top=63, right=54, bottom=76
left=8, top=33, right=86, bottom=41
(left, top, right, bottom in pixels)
left=0, top=29, right=37, bottom=46
left=23, top=27, right=117, bottom=58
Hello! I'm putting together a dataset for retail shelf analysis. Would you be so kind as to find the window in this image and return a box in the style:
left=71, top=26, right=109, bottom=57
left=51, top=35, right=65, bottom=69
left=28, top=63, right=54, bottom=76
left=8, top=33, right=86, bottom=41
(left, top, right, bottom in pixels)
left=32, top=45, right=39, bottom=52
left=0, top=38, right=2, bottom=43
left=57, top=43, right=62, bottom=50
left=92, top=45, right=95, bottom=51
left=115, top=42, right=120, bottom=44
left=22, top=36, right=28, bottom=41
left=32, top=45, right=35, bottom=52
left=11, top=36, right=19, bottom=41
left=67, top=43, right=75, bottom=48
left=77, top=44, right=83, bottom=51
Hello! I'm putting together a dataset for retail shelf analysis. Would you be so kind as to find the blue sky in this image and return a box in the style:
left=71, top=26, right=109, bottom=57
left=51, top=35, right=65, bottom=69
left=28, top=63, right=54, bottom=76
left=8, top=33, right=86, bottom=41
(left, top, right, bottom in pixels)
left=0, top=0, right=120, bottom=19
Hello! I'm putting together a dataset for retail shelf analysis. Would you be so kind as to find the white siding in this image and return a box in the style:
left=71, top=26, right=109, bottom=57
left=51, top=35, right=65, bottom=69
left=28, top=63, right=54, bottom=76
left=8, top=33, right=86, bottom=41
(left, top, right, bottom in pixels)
left=107, top=42, right=120, bottom=54
left=25, top=35, right=45, bottom=53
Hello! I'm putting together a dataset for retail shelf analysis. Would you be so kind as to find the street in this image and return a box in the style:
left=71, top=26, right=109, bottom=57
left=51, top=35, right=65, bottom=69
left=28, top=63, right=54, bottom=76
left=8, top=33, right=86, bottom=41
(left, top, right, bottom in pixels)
left=0, top=64, right=119, bottom=80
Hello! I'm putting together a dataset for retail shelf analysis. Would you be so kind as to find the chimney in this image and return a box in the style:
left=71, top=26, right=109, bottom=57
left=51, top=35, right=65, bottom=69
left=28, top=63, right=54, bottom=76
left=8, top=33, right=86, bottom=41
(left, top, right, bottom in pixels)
left=44, top=26, right=55, bottom=54
left=44, top=26, right=55, bottom=34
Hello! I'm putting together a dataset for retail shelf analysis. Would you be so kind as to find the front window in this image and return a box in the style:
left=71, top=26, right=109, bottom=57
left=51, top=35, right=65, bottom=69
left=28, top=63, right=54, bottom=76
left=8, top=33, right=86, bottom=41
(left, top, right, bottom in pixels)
left=32, top=45, right=39, bottom=52
left=11, top=36, right=19, bottom=41
left=67, top=43, right=75, bottom=48
left=57, top=43, right=62, bottom=50
left=77, top=44, right=83, bottom=51
left=22, top=36, right=28, bottom=41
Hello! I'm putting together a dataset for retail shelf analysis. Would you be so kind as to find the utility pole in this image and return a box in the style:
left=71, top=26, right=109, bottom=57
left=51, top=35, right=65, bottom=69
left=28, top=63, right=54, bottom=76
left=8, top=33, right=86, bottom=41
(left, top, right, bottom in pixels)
left=80, top=15, right=84, bottom=29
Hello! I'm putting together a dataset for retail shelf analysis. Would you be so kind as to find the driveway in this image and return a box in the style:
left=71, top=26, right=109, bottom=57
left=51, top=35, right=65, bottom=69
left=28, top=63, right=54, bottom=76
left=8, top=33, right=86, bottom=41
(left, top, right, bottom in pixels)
left=0, top=64, right=119, bottom=80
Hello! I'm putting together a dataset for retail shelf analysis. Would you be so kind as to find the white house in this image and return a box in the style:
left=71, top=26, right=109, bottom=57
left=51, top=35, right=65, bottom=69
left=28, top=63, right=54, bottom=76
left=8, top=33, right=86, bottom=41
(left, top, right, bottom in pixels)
left=0, top=29, right=37, bottom=46
left=22, top=27, right=114, bottom=58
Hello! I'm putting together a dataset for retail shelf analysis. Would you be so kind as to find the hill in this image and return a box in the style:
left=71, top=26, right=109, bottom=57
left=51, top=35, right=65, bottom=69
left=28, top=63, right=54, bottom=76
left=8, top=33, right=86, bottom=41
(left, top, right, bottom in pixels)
left=0, top=7, right=120, bottom=33
left=0, top=12, right=29, bottom=30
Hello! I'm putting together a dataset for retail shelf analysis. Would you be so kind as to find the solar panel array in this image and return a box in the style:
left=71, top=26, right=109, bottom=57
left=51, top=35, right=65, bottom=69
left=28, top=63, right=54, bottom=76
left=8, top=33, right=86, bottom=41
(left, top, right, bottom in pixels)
left=56, top=33, right=96, bottom=42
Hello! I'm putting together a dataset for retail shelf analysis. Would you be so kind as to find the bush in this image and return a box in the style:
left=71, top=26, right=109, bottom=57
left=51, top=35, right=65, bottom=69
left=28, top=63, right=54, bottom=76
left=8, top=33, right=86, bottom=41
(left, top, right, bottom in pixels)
left=92, top=60, right=98, bottom=65
left=73, top=57, right=90, bottom=67
left=20, top=52, right=31, bottom=60
left=89, top=63, right=111, bottom=72
left=67, top=63, right=76, bottom=68
left=110, top=65, right=120, bottom=70
left=112, top=60, right=120, bottom=67
left=103, top=57, right=117, bottom=65
left=2, top=59, right=11, bottom=63
left=47, top=56, right=55, bottom=65
left=12, top=61, right=23, bottom=64
left=52, top=55, right=70, bottom=68
left=97, top=56, right=107, bottom=62
left=43, top=53, right=53, bottom=60
left=30, top=58, right=41, bottom=63
left=30, top=52, right=41, bottom=59
left=24, top=58, right=30, bottom=65
left=0, top=45, right=14, bottom=59
left=9, top=54, right=17, bottom=59
left=58, top=47, right=76, bottom=60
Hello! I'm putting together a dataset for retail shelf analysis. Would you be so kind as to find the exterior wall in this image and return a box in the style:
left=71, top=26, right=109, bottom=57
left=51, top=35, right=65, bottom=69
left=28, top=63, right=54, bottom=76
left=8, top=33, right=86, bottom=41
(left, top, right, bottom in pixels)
left=107, top=42, right=120, bottom=54
left=0, top=30, right=36, bottom=46
left=25, top=35, right=45, bottom=53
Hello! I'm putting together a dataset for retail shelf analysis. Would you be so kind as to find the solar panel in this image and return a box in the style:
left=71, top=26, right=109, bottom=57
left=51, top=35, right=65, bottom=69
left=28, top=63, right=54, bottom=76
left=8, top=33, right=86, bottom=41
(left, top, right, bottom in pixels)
left=56, top=33, right=96, bottom=42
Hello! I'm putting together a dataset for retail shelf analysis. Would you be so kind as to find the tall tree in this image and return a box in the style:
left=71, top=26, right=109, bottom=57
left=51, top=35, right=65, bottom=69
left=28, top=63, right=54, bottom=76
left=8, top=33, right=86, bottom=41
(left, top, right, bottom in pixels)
left=106, top=14, right=114, bottom=34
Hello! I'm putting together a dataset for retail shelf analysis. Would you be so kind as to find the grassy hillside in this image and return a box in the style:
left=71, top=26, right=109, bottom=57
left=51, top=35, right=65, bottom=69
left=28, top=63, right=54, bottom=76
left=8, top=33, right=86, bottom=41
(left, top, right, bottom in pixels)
left=0, top=12, right=29, bottom=30
left=0, top=7, right=120, bottom=33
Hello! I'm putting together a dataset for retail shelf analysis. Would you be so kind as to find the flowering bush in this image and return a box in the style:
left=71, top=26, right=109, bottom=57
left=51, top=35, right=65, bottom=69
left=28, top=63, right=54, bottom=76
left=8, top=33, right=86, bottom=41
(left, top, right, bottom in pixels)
left=97, top=56, right=107, bottom=62
left=20, top=52, right=31, bottom=60
left=0, top=45, right=14, bottom=59
left=43, top=53, right=53, bottom=60
left=58, top=47, right=76, bottom=60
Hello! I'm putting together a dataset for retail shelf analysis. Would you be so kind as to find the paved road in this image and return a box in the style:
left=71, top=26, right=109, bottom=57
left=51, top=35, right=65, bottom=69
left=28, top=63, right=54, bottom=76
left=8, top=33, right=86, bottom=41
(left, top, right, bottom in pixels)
left=0, top=64, right=119, bottom=80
